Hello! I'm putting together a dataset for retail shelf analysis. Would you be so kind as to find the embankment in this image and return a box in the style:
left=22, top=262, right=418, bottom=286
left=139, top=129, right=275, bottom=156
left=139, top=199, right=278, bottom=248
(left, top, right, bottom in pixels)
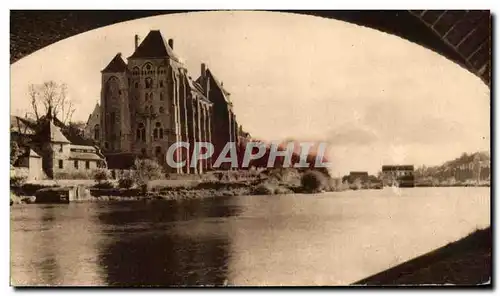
left=353, top=227, right=492, bottom=286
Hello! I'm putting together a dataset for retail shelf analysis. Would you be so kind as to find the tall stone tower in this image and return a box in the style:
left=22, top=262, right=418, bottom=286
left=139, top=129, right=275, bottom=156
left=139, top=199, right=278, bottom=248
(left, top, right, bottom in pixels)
left=100, top=53, right=131, bottom=153
left=126, top=31, right=186, bottom=173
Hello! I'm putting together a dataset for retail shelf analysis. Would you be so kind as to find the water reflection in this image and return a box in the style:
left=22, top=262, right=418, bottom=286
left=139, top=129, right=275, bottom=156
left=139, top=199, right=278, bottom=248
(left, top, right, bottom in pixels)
left=96, top=198, right=239, bottom=286
left=11, top=188, right=490, bottom=286
left=10, top=204, right=106, bottom=286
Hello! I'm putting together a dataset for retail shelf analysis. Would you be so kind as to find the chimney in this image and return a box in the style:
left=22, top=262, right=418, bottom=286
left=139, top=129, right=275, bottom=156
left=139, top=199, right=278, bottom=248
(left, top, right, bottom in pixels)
left=134, top=35, right=139, bottom=50
left=168, top=38, right=174, bottom=50
left=201, top=63, right=206, bottom=78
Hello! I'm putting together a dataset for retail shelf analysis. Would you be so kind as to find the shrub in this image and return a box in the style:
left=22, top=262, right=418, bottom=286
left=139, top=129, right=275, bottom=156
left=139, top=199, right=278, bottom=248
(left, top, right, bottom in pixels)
left=53, top=170, right=92, bottom=180
left=252, top=183, right=276, bottom=195
left=10, top=175, right=27, bottom=187
left=10, top=141, right=22, bottom=166
left=118, top=173, right=135, bottom=189
left=93, top=169, right=110, bottom=183
left=93, top=181, right=115, bottom=189
left=301, top=170, right=326, bottom=193
left=133, top=158, right=163, bottom=188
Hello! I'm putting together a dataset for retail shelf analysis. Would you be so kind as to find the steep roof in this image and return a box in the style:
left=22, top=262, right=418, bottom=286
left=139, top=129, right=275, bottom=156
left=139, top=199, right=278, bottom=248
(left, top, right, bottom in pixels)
left=10, top=116, right=36, bottom=135
left=207, top=69, right=231, bottom=96
left=128, top=30, right=179, bottom=61
left=86, top=103, right=100, bottom=125
left=197, top=69, right=232, bottom=104
left=29, top=149, right=41, bottom=158
left=47, top=121, right=70, bottom=143
left=102, top=53, right=128, bottom=73
left=186, top=76, right=210, bottom=102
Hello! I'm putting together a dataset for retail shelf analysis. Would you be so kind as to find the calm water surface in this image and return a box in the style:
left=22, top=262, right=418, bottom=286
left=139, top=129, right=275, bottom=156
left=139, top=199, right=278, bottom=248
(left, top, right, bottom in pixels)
left=11, top=187, right=490, bottom=286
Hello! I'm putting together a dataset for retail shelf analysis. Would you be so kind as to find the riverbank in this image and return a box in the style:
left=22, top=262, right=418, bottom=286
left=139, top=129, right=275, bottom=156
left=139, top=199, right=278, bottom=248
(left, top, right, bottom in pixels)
left=10, top=169, right=343, bottom=204
left=353, top=227, right=492, bottom=286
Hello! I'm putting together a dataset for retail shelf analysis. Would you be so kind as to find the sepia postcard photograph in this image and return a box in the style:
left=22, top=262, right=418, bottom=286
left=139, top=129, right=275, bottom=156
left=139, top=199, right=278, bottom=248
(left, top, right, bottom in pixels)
left=8, top=7, right=492, bottom=287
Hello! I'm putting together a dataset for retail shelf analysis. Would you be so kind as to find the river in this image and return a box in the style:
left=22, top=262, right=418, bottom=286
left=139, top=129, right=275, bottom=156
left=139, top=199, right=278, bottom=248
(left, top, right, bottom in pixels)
left=10, top=187, right=490, bottom=286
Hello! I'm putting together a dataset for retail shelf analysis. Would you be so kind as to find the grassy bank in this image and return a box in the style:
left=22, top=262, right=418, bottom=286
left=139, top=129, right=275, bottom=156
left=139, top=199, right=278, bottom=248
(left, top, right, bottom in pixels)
left=353, top=227, right=492, bottom=286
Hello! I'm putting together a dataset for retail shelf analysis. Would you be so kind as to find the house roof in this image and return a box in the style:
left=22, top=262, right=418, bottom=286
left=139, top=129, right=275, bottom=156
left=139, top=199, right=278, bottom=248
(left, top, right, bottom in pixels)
left=128, top=30, right=180, bottom=61
left=69, top=151, right=103, bottom=160
left=71, top=144, right=97, bottom=151
left=46, top=120, right=70, bottom=143
left=10, top=116, right=36, bottom=135
left=102, top=53, right=128, bottom=73
left=29, top=149, right=41, bottom=158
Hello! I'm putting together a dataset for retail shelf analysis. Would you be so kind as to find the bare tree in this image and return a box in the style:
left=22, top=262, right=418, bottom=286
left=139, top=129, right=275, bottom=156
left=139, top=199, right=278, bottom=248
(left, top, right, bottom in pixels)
left=28, top=81, right=75, bottom=124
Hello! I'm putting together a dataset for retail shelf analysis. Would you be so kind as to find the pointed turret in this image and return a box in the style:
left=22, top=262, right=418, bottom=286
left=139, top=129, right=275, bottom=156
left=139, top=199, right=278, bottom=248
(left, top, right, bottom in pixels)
left=101, top=53, right=128, bottom=73
left=128, top=30, right=180, bottom=61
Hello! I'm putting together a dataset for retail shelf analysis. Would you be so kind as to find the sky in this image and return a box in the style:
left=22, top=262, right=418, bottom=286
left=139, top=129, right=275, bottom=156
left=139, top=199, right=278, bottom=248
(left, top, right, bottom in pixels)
left=10, top=11, right=490, bottom=176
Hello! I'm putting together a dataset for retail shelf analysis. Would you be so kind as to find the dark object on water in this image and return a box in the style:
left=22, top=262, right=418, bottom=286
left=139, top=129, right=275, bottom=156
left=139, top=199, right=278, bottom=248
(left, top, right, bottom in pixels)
left=35, top=187, right=73, bottom=203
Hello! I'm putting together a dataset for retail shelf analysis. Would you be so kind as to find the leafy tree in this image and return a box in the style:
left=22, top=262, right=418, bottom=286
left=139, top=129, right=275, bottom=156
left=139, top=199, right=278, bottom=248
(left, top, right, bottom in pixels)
left=93, top=168, right=110, bottom=183
left=301, top=170, right=326, bottom=193
left=133, top=158, right=164, bottom=191
left=10, top=141, right=22, bottom=166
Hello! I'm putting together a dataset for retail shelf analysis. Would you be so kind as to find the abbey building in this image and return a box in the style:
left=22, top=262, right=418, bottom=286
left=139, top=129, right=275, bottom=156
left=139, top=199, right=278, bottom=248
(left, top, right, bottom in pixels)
left=94, top=30, right=240, bottom=174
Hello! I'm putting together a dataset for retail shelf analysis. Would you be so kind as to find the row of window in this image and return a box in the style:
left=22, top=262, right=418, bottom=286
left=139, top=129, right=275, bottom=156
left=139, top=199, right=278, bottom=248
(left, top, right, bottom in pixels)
left=143, top=105, right=166, bottom=114
left=131, top=63, right=167, bottom=76
left=70, top=148, right=95, bottom=153
left=132, top=78, right=166, bottom=89
left=137, top=122, right=165, bottom=142
left=94, top=122, right=168, bottom=142
left=144, top=92, right=165, bottom=101
left=58, top=159, right=91, bottom=170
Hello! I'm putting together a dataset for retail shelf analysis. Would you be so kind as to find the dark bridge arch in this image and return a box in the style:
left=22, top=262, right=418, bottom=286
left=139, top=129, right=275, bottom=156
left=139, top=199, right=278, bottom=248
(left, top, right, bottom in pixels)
left=10, top=10, right=490, bottom=86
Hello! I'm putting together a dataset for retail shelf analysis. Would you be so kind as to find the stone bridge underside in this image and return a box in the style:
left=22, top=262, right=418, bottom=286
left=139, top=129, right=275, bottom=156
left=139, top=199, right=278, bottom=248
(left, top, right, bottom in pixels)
left=10, top=10, right=490, bottom=86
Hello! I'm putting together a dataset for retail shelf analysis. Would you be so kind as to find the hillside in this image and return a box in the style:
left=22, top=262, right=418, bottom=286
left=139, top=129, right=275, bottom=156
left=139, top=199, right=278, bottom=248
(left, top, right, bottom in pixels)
left=415, top=151, right=490, bottom=185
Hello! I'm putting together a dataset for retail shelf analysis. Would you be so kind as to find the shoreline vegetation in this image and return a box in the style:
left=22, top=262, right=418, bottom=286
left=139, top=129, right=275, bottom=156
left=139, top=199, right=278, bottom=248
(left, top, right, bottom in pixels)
left=10, top=165, right=491, bottom=205
left=10, top=156, right=491, bottom=205
left=10, top=166, right=340, bottom=205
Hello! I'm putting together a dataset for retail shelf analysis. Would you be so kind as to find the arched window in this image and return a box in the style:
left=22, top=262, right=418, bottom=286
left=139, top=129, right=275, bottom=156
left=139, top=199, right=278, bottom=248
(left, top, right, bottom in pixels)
left=150, top=93, right=154, bottom=101
left=132, top=67, right=140, bottom=76
left=159, top=80, right=164, bottom=87
left=145, top=78, right=153, bottom=88
left=160, top=92, right=164, bottom=101
left=134, top=82, right=139, bottom=88
left=145, top=93, right=149, bottom=101
left=158, top=66, right=166, bottom=75
left=150, top=106, right=154, bottom=114
left=142, top=63, right=154, bottom=75
left=94, top=124, right=100, bottom=140
left=153, top=122, right=164, bottom=140
left=159, top=106, right=165, bottom=114
left=141, top=148, right=147, bottom=156
left=137, top=123, right=146, bottom=142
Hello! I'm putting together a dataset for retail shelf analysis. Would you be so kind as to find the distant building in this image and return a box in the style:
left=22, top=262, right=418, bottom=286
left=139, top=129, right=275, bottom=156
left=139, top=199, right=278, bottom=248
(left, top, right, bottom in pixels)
left=381, top=165, right=415, bottom=187
left=11, top=109, right=106, bottom=180
left=84, top=103, right=100, bottom=141
left=344, top=171, right=369, bottom=184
